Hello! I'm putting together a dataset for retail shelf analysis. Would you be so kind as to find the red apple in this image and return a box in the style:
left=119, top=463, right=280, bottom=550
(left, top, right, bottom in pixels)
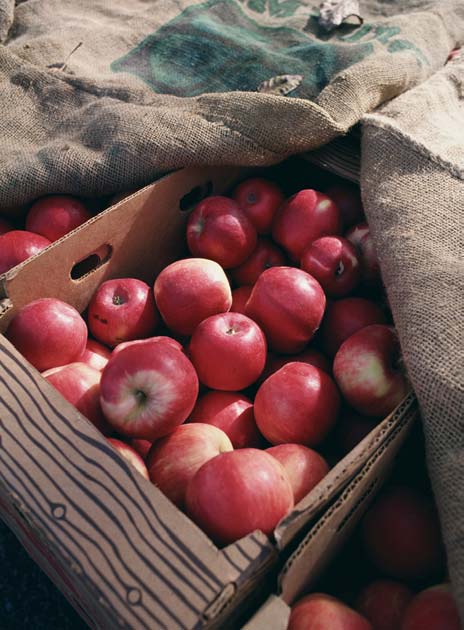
left=186, top=196, right=257, bottom=268
left=147, top=423, right=233, bottom=508
left=189, top=391, right=262, bottom=449
left=189, top=312, right=266, bottom=390
left=326, top=184, right=364, bottom=229
left=43, top=362, right=111, bottom=435
left=301, top=236, right=361, bottom=297
left=26, top=195, right=91, bottom=242
left=79, top=338, right=111, bottom=372
left=320, top=297, right=387, bottom=357
left=333, top=325, right=408, bottom=417
left=272, top=190, right=342, bottom=261
left=107, top=438, right=149, bottom=480
left=185, top=449, right=294, bottom=544
left=0, top=230, right=51, bottom=274
left=88, top=278, right=158, bottom=348
left=0, top=217, right=13, bottom=235
left=231, top=285, right=253, bottom=315
left=154, top=258, right=232, bottom=336
left=100, top=341, right=199, bottom=440
left=289, top=594, right=372, bottom=630
left=254, top=363, right=340, bottom=446
left=129, top=438, right=153, bottom=461
left=260, top=348, right=331, bottom=384
left=245, top=266, right=326, bottom=354
left=402, top=585, right=460, bottom=630
left=362, top=486, right=445, bottom=580
left=6, top=297, right=87, bottom=372
left=231, top=237, right=287, bottom=286
left=232, top=177, right=284, bottom=234
left=356, top=580, right=413, bottom=630
left=267, top=444, right=329, bottom=504
left=345, top=222, right=381, bottom=287
left=112, top=335, right=183, bottom=357
left=335, top=410, right=380, bottom=455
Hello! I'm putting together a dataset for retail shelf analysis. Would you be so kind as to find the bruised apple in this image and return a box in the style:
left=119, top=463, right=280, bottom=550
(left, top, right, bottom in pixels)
left=189, top=391, right=262, bottom=449
left=245, top=267, right=326, bottom=354
left=333, top=325, right=408, bottom=417
left=232, top=177, right=284, bottom=234
left=88, top=278, right=158, bottom=348
left=189, top=312, right=266, bottom=390
left=154, top=258, right=232, bottom=336
left=43, top=362, right=111, bottom=435
left=186, top=196, right=257, bottom=268
left=6, top=297, right=87, bottom=372
left=267, top=444, right=329, bottom=504
left=147, top=423, right=233, bottom=508
left=100, top=342, right=199, bottom=440
left=107, top=438, right=149, bottom=480
left=186, top=449, right=293, bottom=545
left=254, top=363, right=340, bottom=446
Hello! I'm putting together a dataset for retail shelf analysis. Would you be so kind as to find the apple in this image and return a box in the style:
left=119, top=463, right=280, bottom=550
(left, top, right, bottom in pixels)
left=245, top=267, right=326, bottom=354
left=267, top=444, right=329, bottom=504
left=333, top=325, right=408, bottom=417
left=186, top=196, right=257, bottom=268
left=232, top=177, right=284, bottom=234
left=43, top=362, right=111, bottom=435
left=402, top=584, right=460, bottom=630
left=320, top=297, right=387, bottom=357
left=231, top=285, right=253, bottom=315
left=335, top=410, right=380, bottom=455
left=129, top=438, right=153, bottom=461
left=326, top=184, right=364, bottom=229
left=189, top=312, right=266, bottom=390
left=230, top=237, right=287, bottom=286
left=185, top=448, right=294, bottom=545
left=147, top=423, right=233, bottom=508
left=107, top=438, right=149, bottom=480
left=356, top=580, right=413, bottom=630
left=26, top=195, right=92, bottom=242
left=79, top=338, right=111, bottom=372
left=6, top=297, right=87, bottom=372
left=362, top=486, right=445, bottom=580
left=88, top=278, right=158, bottom=348
left=100, top=341, right=198, bottom=440
left=345, top=222, right=381, bottom=287
left=0, top=230, right=51, bottom=274
left=0, top=217, right=13, bottom=235
left=272, top=190, right=342, bottom=261
left=288, top=594, right=372, bottom=630
left=189, top=391, right=262, bottom=449
left=300, top=236, right=361, bottom=297
left=254, top=363, right=340, bottom=446
left=259, top=348, right=331, bottom=384
left=154, top=258, right=232, bottom=336
left=112, top=335, right=183, bottom=357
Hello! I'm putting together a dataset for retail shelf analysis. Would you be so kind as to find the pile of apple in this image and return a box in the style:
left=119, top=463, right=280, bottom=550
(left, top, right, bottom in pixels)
left=4, top=176, right=410, bottom=547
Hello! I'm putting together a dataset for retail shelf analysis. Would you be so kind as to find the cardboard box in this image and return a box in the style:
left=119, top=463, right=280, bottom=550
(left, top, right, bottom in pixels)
left=0, top=157, right=417, bottom=628
left=243, top=404, right=417, bottom=629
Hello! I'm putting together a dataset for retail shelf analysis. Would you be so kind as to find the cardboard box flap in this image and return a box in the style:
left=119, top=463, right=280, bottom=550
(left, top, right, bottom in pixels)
left=243, top=595, right=290, bottom=630
left=274, top=391, right=417, bottom=549
left=278, top=401, right=418, bottom=606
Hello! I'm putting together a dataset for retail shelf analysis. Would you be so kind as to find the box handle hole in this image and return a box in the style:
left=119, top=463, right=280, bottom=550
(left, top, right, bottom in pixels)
left=70, top=244, right=113, bottom=280
left=179, top=181, right=213, bottom=212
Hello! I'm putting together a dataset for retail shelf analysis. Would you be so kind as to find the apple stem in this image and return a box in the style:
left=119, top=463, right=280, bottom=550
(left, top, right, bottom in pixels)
left=113, top=295, right=125, bottom=305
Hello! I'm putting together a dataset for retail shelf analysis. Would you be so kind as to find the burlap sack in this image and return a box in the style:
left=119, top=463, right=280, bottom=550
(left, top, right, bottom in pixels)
left=0, top=0, right=463, bottom=615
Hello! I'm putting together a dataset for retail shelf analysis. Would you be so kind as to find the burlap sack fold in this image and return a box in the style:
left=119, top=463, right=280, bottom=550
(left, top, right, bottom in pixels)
left=0, top=0, right=464, bottom=616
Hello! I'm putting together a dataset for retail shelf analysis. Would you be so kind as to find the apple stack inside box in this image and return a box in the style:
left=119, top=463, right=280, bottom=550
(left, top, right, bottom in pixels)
left=245, top=423, right=458, bottom=630
left=0, top=158, right=419, bottom=628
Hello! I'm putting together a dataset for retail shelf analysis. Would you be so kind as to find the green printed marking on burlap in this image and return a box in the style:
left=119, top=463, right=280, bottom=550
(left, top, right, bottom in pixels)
left=111, top=0, right=428, bottom=97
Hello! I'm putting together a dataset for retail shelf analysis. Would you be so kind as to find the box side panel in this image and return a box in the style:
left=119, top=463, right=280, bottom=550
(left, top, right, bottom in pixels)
left=0, top=335, right=255, bottom=629
left=274, top=392, right=417, bottom=548
left=242, top=595, right=290, bottom=630
left=278, top=405, right=417, bottom=605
